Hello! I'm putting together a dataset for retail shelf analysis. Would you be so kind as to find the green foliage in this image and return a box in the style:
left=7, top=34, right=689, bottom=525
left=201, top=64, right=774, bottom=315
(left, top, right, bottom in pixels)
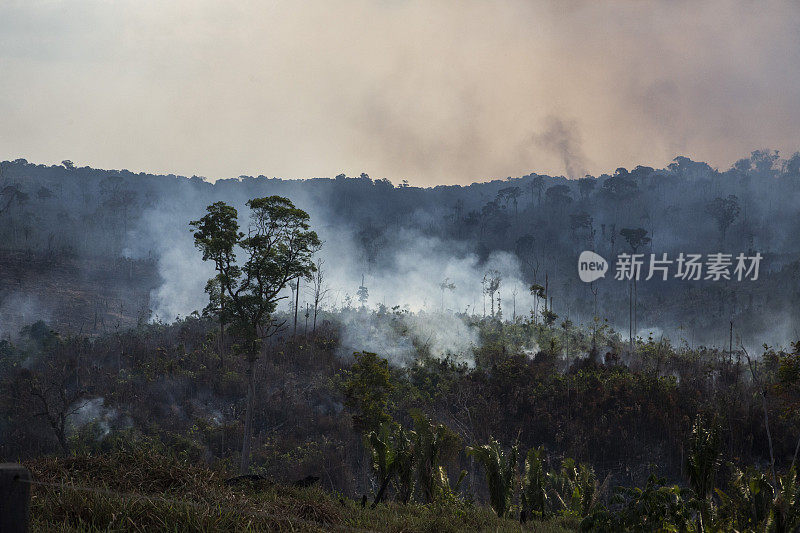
left=392, top=429, right=416, bottom=504
left=411, top=410, right=464, bottom=504
left=686, top=415, right=723, bottom=501
left=8, top=299, right=800, bottom=530
left=767, top=467, right=800, bottom=532
left=33, top=449, right=551, bottom=533
left=581, top=473, right=691, bottom=532
left=715, top=466, right=800, bottom=532
left=522, top=446, right=549, bottom=517
left=191, top=196, right=320, bottom=355
left=367, top=421, right=416, bottom=506
left=467, top=438, right=518, bottom=518
left=542, top=309, right=559, bottom=327
left=341, top=351, right=394, bottom=434
left=546, top=457, right=596, bottom=516
left=686, top=414, right=722, bottom=530
left=715, top=465, right=773, bottom=530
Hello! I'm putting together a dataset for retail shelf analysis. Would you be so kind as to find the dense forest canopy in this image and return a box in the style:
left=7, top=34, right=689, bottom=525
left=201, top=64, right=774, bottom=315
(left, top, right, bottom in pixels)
left=2, top=151, right=800, bottom=348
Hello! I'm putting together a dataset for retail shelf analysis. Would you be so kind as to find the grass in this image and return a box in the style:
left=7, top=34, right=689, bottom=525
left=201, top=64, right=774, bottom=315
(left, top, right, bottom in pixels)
left=24, top=451, right=579, bottom=532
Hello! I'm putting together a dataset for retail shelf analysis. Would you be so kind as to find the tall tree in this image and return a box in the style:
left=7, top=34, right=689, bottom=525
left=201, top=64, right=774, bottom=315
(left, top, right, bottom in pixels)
left=620, top=227, right=651, bottom=349
left=531, top=175, right=545, bottom=206
left=529, top=283, right=545, bottom=324
left=483, top=270, right=502, bottom=318
left=357, top=274, right=369, bottom=309
left=619, top=227, right=651, bottom=253
left=497, top=186, right=521, bottom=215
left=577, top=176, right=596, bottom=200
left=706, top=195, right=740, bottom=244
left=191, top=196, right=320, bottom=473
left=545, top=184, right=572, bottom=212
left=308, top=258, right=330, bottom=333
left=439, top=278, right=456, bottom=311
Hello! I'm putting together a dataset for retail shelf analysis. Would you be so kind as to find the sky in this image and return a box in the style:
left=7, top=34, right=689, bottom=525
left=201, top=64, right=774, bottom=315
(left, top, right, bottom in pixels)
left=1, top=0, right=799, bottom=186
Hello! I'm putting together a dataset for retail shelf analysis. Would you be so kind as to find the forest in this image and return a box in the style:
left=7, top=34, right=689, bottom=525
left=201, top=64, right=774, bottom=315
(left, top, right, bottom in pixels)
left=2, top=153, right=800, bottom=531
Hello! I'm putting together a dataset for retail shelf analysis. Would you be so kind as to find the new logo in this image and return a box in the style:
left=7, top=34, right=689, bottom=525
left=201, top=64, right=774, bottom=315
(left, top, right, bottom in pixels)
left=578, top=251, right=608, bottom=282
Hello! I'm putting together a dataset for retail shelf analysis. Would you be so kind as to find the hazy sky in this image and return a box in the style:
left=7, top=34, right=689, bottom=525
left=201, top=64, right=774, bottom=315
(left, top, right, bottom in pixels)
left=1, top=0, right=799, bottom=185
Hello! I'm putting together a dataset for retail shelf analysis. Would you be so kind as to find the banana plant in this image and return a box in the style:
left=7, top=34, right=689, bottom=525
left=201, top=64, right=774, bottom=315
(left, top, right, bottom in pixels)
left=580, top=473, right=692, bottom=531
left=766, top=467, right=800, bottom=532
left=411, top=410, right=463, bottom=503
left=466, top=437, right=519, bottom=518
left=522, top=446, right=549, bottom=517
left=366, top=421, right=415, bottom=507
left=547, top=457, right=597, bottom=516
left=685, top=415, right=722, bottom=531
left=435, top=464, right=468, bottom=503
left=715, top=465, right=773, bottom=530
left=390, top=424, right=416, bottom=504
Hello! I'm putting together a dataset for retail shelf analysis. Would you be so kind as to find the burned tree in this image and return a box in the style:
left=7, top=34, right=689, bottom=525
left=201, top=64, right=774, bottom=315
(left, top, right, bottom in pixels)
left=439, top=277, right=456, bottom=311
left=619, top=227, right=651, bottom=350
left=483, top=270, right=502, bottom=318
left=3, top=327, right=90, bottom=455
left=357, top=274, right=369, bottom=309
left=308, top=258, right=331, bottom=333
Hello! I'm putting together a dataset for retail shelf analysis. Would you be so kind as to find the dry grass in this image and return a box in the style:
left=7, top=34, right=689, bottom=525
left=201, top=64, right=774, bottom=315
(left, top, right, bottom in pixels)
left=25, top=451, right=578, bottom=532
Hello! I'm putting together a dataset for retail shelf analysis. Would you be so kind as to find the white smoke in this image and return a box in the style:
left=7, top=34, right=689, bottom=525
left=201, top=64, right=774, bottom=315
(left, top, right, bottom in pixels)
left=128, top=186, right=542, bottom=365
left=68, top=397, right=119, bottom=438
left=124, top=191, right=216, bottom=321
left=317, top=225, right=536, bottom=317
left=0, top=292, right=50, bottom=338
left=337, top=309, right=479, bottom=367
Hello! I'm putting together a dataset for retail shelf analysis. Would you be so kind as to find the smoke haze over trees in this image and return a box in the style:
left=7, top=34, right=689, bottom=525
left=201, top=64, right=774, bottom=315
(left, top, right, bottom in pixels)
left=6, top=2, right=800, bottom=529
left=5, top=154, right=800, bottom=530
left=1, top=151, right=800, bottom=349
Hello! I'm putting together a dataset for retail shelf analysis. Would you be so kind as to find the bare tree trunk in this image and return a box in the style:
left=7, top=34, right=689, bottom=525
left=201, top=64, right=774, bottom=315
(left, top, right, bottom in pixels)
left=371, top=475, right=392, bottom=508
left=758, top=388, right=777, bottom=481
left=482, top=279, right=486, bottom=318
left=742, top=344, right=777, bottom=481
left=791, top=432, right=800, bottom=472
left=629, top=281, right=633, bottom=354
left=512, top=289, right=516, bottom=321
left=544, top=273, right=548, bottom=313
left=219, top=297, right=225, bottom=369
left=729, top=321, right=733, bottom=365
left=633, top=279, right=638, bottom=341
left=239, top=357, right=255, bottom=474
left=293, top=278, right=300, bottom=336
left=55, top=419, right=68, bottom=456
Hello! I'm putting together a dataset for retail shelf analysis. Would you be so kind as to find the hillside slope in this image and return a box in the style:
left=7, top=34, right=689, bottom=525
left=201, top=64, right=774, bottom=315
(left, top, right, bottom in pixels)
left=25, top=451, right=577, bottom=532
